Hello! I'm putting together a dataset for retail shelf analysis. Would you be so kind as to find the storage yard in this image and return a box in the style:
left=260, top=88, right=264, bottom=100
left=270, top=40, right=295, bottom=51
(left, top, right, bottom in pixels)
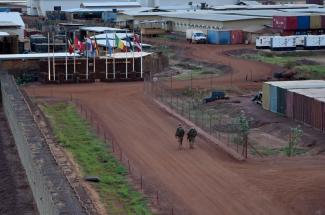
left=1, top=0, right=325, bottom=214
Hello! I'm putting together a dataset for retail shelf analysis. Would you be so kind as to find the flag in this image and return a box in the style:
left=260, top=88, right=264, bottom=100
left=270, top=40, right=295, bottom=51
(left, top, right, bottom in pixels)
left=106, top=33, right=112, bottom=56
left=86, top=37, right=93, bottom=54
left=93, top=37, right=99, bottom=56
left=134, top=33, right=142, bottom=52
left=115, top=34, right=125, bottom=50
left=68, top=39, right=74, bottom=54
left=126, top=34, right=133, bottom=52
left=74, top=35, right=80, bottom=50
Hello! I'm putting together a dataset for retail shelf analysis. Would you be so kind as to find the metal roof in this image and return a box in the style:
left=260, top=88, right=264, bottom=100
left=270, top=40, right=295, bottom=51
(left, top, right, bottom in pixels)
left=80, top=26, right=125, bottom=33
left=0, top=31, right=9, bottom=36
left=215, top=9, right=312, bottom=17
left=162, top=13, right=270, bottom=22
left=101, top=52, right=152, bottom=59
left=96, top=39, right=151, bottom=49
left=91, top=33, right=134, bottom=40
left=81, top=2, right=141, bottom=8
left=0, top=12, right=24, bottom=27
left=0, top=53, right=79, bottom=60
left=290, top=88, right=325, bottom=98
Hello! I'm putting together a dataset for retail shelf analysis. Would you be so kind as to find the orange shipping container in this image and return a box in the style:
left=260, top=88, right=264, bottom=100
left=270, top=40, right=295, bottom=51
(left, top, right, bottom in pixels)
left=231, top=30, right=244, bottom=44
left=310, top=15, right=322, bottom=29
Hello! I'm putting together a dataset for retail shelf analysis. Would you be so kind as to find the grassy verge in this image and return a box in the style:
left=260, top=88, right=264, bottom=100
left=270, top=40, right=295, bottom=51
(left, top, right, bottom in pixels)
left=43, top=103, right=151, bottom=215
left=242, top=53, right=325, bottom=78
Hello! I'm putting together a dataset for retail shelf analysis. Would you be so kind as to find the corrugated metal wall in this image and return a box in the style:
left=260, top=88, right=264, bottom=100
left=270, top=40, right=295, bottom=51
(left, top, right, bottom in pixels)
left=262, top=80, right=325, bottom=133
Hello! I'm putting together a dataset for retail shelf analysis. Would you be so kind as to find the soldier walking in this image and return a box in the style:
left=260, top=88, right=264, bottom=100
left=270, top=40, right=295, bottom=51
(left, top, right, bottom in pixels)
left=187, top=127, right=198, bottom=149
left=175, top=123, right=185, bottom=149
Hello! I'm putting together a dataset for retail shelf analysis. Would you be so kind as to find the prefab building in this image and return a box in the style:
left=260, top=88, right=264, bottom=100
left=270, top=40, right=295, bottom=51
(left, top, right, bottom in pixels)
left=262, top=80, right=325, bottom=132
left=270, top=36, right=295, bottom=51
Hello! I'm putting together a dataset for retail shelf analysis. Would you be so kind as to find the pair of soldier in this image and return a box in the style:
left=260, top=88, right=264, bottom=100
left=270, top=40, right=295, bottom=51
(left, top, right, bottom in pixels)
left=175, top=124, right=197, bottom=149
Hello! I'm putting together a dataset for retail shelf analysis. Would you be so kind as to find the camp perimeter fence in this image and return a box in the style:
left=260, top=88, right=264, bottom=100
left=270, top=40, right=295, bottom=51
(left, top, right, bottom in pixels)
left=143, top=74, right=250, bottom=160
left=72, top=99, right=187, bottom=214
left=0, top=72, right=86, bottom=215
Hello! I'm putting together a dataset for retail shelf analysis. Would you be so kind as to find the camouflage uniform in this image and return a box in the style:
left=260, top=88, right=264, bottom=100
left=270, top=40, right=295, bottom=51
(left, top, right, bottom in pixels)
left=175, top=126, right=185, bottom=149
left=187, top=128, right=197, bottom=149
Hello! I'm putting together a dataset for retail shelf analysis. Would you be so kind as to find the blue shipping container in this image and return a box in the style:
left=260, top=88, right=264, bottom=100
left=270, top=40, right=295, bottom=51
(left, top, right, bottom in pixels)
left=219, top=31, right=231, bottom=45
left=270, top=85, right=278, bottom=113
left=207, top=30, right=231, bottom=45
left=0, top=8, right=10, bottom=12
left=207, top=30, right=218, bottom=44
left=297, top=16, right=310, bottom=30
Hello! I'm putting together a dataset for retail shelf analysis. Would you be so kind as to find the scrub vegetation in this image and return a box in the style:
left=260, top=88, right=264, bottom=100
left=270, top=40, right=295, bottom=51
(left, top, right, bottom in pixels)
left=241, top=53, right=325, bottom=79
left=44, top=103, right=151, bottom=215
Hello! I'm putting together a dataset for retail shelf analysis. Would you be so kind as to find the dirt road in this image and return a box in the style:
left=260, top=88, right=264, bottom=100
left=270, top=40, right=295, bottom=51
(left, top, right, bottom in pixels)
left=0, top=106, right=38, bottom=215
left=26, top=83, right=325, bottom=215
left=147, top=38, right=280, bottom=91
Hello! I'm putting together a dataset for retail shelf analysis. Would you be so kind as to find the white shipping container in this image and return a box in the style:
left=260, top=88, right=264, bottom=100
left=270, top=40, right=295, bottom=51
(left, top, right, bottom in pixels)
left=295, top=35, right=306, bottom=46
left=256, top=36, right=271, bottom=48
left=304, top=35, right=320, bottom=48
left=271, top=36, right=295, bottom=49
left=319, top=35, right=325, bottom=47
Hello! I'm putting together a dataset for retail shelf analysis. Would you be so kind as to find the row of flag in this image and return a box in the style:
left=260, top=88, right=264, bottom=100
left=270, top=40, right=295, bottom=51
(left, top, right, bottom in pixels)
left=67, top=32, right=142, bottom=56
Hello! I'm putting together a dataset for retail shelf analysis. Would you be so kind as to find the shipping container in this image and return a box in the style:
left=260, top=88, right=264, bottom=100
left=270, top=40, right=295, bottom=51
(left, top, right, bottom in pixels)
left=273, top=16, right=298, bottom=30
left=286, top=90, right=294, bottom=119
left=322, top=15, right=325, bottom=29
left=281, top=30, right=295, bottom=36
left=306, top=0, right=323, bottom=5
left=293, top=93, right=304, bottom=122
left=207, top=30, right=218, bottom=44
left=319, top=35, right=325, bottom=48
left=310, top=15, right=322, bottom=29
left=295, top=35, right=306, bottom=46
left=231, top=30, right=244, bottom=44
left=262, top=82, right=270, bottom=110
left=304, top=35, right=320, bottom=49
left=207, top=30, right=231, bottom=45
left=0, top=8, right=10, bottom=12
left=255, top=36, right=272, bottom=49
left=297, top=16, right=310, bottom=30
left=312, top=99, right=323, bottom=131
left=271, top=36, right=296, bottom=51
left=295, top=30, right=308, bottom=35
left=303, top=96, right=313, bottom=125
left=277, top=87, right=287, bottom=114
left=270, top=85, right=278, bottom=113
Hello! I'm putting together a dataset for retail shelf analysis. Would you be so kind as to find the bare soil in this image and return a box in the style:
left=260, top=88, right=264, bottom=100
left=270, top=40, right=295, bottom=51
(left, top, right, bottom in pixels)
left=25, top=83, right=325, bottom=215
left=0, top=105, right=38, bottom=215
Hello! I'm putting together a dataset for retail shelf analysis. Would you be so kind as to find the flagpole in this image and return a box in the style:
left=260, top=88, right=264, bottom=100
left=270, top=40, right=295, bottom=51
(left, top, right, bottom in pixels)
left=140, top=30, right=143, bottom=79
left=48, top=32, right=50, bottom=81
left=105, top=31, right=108, bottom=79
left=73, top=31, right=76, bottom=74
left=113, top=32, right=116, bottom=80
left=93, top=41, right=96, bottom=73
left=52, top=34, right=55, bottom=81
left=65, top=33, right=68, bottom=80
left=125, top=29, right=128, bottom=79
left=86, top=44, right=89, bottom=80
left=132, top=29, right=135, bottom=72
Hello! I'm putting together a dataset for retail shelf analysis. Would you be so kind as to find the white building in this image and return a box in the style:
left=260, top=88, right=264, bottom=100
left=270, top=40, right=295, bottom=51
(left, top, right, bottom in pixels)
left=0, top=12, right=25, bottom=41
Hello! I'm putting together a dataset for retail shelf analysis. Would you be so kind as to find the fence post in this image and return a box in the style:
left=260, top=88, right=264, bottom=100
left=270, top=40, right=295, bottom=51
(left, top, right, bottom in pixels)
left=188, top=102, right=191, bottom=120
left=209, top=117, right=212, bottom=134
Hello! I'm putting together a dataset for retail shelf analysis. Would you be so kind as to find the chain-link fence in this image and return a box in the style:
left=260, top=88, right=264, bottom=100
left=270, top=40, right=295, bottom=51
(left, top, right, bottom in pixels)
left=144, top=72, right=249, bottom=159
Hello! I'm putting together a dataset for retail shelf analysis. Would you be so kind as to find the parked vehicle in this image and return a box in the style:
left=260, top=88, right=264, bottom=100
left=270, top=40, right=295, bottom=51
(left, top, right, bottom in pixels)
left=255, top=36, right=272, bottom=49
left=203, top=91, right=227, bottom=103
left=186, top=29, right=207, bottom=44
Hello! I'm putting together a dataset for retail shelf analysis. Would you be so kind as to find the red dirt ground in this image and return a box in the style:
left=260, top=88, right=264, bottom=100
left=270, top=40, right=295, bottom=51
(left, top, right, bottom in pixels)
left=25, top=83, right=325, bottom=215
left=146, top=38, right=281, bottom=91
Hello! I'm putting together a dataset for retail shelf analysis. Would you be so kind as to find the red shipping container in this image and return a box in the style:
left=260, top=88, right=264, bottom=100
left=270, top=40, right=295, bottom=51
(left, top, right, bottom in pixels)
left=281, top=30, right=295, bottom=36
left=303, top=96, right=313, bottom=126
left=311, top=99, right=323, bottom=131
left=321, top=15, right=325, bottom=29
left=293, top=93, right=304, bottom=122
left=231, top=30, right=244, bottom=44
left=286, top=91, right=294, bottom=119
left=273, top=16, right=298, bottom=30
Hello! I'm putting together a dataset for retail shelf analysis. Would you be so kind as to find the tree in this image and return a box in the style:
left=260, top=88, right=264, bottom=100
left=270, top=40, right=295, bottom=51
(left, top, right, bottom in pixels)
left=285, top=126, right=303, bottom=157
left=237, top=111, right=250, bottom=158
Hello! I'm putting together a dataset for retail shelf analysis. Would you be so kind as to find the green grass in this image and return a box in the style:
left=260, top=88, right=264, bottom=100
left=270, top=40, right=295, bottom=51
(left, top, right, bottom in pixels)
left=174, top=68, right=219, bottom=80
left=243, top=54, right=325, bottom=78
left=250, top=146, right=308, bottom=157
left=43, top=103, right=151, bottom=215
